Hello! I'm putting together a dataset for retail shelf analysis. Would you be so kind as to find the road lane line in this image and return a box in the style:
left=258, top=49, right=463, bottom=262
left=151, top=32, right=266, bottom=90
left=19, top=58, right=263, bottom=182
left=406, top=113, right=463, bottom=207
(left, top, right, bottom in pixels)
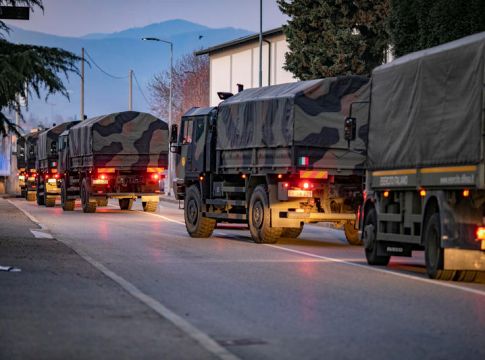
left=8, top=200, right=48, bottom=230
left=30, top=230, right=53, bottom=239
left=266, top=245, right=485, bottom=297
left=107, top=203, right=186, bottom=225
left=9, top=200, right=239, bottom=360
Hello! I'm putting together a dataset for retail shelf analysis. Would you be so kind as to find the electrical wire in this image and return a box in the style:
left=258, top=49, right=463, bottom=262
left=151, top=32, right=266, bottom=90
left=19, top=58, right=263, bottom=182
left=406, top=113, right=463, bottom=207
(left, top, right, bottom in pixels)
left=132, top=71, right=151, bottom=107
left=84, top=49, right=128, bottom=80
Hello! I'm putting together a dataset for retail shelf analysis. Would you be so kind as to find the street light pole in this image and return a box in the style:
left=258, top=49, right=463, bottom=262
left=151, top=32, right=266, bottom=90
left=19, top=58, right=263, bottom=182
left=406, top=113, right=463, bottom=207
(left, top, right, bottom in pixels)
left=142, top=37, right=174, bottom=196
left=259, top=0, right=263, bottom=87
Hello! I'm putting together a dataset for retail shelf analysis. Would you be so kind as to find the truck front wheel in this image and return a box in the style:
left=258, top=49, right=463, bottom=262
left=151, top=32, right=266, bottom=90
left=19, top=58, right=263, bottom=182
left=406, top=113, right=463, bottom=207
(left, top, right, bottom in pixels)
left=282, top=225, right=303, bottom=239
left=249, top=185, right=282, bottom=244
left=424, top=213, right=456, bottom=280
left=184, top=185, right=215, bottom=238
left=119, top=198, right=133, bottom=210
left=363, top=208, right=390, bottom=266
left=344, top=221, right=362, bottom=245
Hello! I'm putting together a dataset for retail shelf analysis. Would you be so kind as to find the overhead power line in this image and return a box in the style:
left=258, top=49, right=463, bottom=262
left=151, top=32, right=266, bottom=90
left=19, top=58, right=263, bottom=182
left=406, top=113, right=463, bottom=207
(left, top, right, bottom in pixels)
left=84, top=49, right=128, bottom=80
left=132, top=71, right=151, bottom=107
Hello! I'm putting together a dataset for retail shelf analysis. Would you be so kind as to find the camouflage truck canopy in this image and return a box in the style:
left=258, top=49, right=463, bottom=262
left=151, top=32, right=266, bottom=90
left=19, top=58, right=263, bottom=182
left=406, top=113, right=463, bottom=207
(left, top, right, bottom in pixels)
left=24, top=131, right=41, bottom=167
left=217, top=76, right=369, bottom=151
left=68, top=111, right=168, bottom=168
left=37, top=121, right=80, bottom=161
left=368, top=32, right=485, bottom=170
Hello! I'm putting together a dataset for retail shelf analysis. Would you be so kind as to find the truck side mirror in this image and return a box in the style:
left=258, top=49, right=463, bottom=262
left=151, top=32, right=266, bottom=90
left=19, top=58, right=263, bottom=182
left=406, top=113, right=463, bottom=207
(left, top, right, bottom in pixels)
left=170, top=124, right=178, bottom=144
left=344, top=117, right=357, bottom=145
left=170, top=124, right=181, bottom=154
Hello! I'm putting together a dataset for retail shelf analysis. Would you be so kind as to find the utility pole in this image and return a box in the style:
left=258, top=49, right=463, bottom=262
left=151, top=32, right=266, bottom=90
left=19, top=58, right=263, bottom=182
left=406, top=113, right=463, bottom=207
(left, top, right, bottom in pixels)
left=129, top=69, right=133, bottom=111
left=81, top=47, right=85, bottom=120
left=259, top=0, right=263, bottom=87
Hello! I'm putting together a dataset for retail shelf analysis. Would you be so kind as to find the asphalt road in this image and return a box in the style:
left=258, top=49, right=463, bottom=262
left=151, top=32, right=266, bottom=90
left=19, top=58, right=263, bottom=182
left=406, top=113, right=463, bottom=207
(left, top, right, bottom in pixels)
left=9, top=198, right=485, bottom=360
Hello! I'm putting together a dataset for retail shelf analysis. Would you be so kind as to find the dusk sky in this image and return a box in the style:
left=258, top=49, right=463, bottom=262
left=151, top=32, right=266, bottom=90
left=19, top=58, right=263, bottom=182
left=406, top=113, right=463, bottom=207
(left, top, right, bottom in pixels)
left=5, top=0, right=288, bottom=36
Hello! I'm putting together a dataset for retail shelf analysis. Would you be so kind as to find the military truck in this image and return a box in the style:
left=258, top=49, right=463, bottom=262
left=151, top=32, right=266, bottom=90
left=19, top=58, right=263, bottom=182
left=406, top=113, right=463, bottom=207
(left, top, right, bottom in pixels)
left=171, top=76, right=369, bottom=244
left=16, top=136, right=27, bottom=198
left=58, top=111, right=168, bottom=213
left=23, top=129, right=42, bottom=201
left=36, top=121, right=79, bottom=207
left=350, top=33, right=485, bottom=280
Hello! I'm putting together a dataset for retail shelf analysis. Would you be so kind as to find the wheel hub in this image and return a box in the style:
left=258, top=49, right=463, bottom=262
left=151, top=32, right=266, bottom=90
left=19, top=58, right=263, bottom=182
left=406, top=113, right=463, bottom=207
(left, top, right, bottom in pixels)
left=253, top=201, right=264, bottom=229
left=187, top=199, right=198, bottom=225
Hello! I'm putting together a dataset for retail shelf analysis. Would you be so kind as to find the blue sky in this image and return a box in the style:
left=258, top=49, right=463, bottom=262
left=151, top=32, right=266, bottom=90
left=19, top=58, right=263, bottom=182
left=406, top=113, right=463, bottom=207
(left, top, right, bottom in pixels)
left=5, top=0, right=288, bottom=37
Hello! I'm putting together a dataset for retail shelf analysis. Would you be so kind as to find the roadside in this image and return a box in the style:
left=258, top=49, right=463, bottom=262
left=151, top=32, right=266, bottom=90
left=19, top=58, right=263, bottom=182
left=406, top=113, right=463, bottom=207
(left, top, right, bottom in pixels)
left=0, top=198, right=216, bottom=360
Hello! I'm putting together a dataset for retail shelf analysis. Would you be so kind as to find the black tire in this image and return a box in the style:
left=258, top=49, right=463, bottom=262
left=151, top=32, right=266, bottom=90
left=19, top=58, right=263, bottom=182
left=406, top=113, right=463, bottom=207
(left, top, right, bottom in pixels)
left=61, top=181, right=75, bottom=211
left=45, top=196, right=56, bottom=207
left=119, top=198, right=134, bottom=210
left=97, top=198, right=108, bottom=207
left=184, top=185, right=215, bottom=237
left=424, top=213, right=456, bottom=280
left=363, top=208, right=390, bottom=266
left=249, top=185, right=282, bottom=244
left=344, top=221, right=362, bottom=245
left=81, top=178, right=96, bottom=213
left=36, top=188, right=45, bottom=206
left=281, top=225, right=303, bottom=238
left=142, top=201, right=158, bottom=212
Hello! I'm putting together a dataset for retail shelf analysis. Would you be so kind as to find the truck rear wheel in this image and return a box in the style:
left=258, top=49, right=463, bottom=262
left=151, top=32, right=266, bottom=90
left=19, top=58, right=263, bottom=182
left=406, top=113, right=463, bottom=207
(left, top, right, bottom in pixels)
left=363, top=208, right=390, bottom=266
left=142, top=201, right=158, bottom=212
left=81, top=178, right=97, bottom=213
left=45, top=196, right=56, bottom=207
left=344, top=221, right=362, bottom=245
left=282, top=225, right=303, bottom=238
left=27, top=191, right=36, bottom=202
left=249, top=185, right=282, bottom=244
left=61, top=182, right=75, bottom=211
left=97, top=198, right=108, bottom=207
left=36, top=188, right=45, bottom=206
left=119, top=198, right=133, bottom=210
left=424, top=213, right=456, bottom=280
left=184, top=185, right=215, bottom=238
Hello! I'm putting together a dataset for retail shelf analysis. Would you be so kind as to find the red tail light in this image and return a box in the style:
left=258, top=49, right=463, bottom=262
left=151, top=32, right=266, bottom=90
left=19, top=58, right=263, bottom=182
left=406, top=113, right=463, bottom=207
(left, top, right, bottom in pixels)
left=476, top=227, right=485, bottom=241
left=151, top=173, right=160, bottom=180
left=99, top=174, right=107, bottom=180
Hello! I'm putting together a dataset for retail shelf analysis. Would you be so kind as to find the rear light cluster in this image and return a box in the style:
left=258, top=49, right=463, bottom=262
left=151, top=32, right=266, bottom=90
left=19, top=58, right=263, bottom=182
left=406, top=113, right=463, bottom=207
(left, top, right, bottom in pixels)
left=282, top=181, right=315, bottom=190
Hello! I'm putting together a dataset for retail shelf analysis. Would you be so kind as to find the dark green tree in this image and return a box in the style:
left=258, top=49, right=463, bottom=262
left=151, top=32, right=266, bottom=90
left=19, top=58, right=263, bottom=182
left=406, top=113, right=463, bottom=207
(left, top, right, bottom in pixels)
left=277, top=0, right=390, bottom=79
left=390, top=0, right=485, bottom=57
left=0, top=0, right=80, bottom=135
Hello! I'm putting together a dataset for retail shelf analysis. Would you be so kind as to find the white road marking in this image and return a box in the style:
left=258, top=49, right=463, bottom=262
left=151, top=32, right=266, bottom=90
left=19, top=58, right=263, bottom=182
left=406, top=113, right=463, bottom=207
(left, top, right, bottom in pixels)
left=266, top=245, right=485, bottom=297
left=30, top=230, right=53, bottom=239
left=8, top=200, right=48, bottom=230
left=9, top=200, right=239, bottom=360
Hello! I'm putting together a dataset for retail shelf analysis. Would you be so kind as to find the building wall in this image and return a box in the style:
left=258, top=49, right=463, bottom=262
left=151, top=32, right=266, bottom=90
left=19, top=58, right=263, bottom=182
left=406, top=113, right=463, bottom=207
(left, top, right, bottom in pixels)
left=208, top=33, right=296, bottom=106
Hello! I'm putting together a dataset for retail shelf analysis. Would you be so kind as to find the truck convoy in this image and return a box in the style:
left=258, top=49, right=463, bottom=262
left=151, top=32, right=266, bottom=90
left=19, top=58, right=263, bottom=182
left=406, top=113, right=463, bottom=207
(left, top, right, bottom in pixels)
left=23, top=129, right=42, bottom=201
left=36, top=121, right=80, bottom=207
left=350, top=32, right=485, bottom=280
left=58, top=111, right=168, bottom=213
left=171, top=76, right=369, bottom=244
left=16, top=136, right=27, bottom=198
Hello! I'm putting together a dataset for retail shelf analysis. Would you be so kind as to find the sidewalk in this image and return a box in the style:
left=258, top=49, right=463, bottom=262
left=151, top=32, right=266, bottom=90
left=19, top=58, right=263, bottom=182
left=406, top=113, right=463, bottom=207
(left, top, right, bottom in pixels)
left=0, top=199, right=215, bottom=360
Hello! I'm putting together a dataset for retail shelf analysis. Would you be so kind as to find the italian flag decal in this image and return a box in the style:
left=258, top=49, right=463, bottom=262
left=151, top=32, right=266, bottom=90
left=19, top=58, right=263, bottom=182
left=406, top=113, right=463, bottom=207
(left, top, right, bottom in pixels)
left=298, top=156, right=310, bottom=166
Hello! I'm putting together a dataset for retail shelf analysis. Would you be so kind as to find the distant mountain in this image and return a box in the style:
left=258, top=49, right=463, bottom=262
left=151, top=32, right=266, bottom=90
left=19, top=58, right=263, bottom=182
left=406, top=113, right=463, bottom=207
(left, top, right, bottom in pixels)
left=83, top=19, right=209, bottom=40
left=6, top=20, right=252, bottom=130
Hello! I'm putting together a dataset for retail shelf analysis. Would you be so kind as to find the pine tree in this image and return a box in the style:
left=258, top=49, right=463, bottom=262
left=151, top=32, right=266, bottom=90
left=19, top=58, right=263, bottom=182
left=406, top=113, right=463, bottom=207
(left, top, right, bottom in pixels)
left=390, top=0, right=485, bottom=57
left=0, top=0, right=80, bottom=135
left=277, top=0, right=390, bottom=79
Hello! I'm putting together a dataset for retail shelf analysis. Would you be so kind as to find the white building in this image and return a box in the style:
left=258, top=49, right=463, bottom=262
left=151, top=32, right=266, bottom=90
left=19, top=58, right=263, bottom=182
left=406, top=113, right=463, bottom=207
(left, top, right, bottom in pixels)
left=196, top=27, right=296, bottom=106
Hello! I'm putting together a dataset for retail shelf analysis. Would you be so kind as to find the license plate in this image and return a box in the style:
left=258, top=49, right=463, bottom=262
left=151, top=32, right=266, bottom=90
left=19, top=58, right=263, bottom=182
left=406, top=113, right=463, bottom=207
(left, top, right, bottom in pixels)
left=28, top=177, right=35, bottom=181
left=288, top=190, right=313, bottom=198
